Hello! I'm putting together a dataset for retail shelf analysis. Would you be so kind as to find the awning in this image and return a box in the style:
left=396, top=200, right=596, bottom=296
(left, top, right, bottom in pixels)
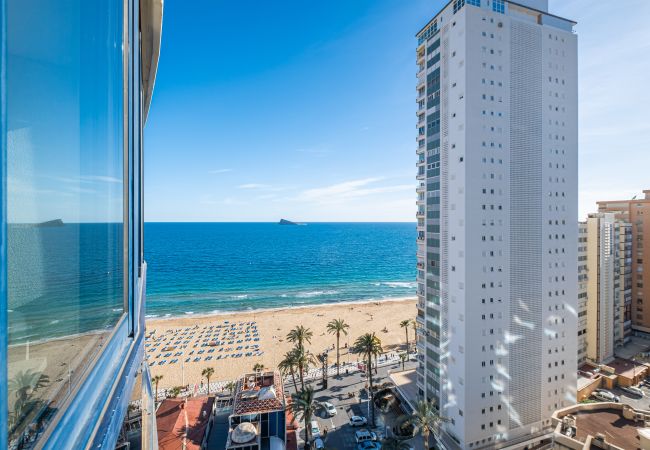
left=140, top=0, right=164, bottom=123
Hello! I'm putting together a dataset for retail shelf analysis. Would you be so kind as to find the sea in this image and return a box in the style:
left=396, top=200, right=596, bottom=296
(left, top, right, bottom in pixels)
left=145, top=222, right=416, bottom=318
left=7, top=222, right=416, bottom=343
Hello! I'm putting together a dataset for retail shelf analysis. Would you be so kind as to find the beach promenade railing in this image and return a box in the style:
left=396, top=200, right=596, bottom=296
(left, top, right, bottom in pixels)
left=136, top=352, right=405, bottom=406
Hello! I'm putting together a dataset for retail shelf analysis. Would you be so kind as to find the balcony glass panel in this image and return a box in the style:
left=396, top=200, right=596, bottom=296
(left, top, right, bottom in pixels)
left=6, top=0, right=124, bottom=445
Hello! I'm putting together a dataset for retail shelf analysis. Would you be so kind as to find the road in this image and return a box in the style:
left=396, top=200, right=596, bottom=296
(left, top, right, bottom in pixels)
left=290, top=359, right=424, bottom=450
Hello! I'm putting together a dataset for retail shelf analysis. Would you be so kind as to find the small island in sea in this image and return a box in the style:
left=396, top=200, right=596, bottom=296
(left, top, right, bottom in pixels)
left=278, top=218, right=303, bottom=225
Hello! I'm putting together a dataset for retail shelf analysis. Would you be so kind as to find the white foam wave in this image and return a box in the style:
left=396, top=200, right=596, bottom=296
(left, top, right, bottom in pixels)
left=184, top=311, right=194, bottom=315
left=380, top=281, right=416, bottom=289
left=295, top=290, right=339, bottom=298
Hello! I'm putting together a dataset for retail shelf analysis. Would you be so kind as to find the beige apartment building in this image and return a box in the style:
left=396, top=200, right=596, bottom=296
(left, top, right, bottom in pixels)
left=577, top=222, right=588, bottom=366
left=598, top=190, right=650, bottom=333
left=583, top=213, right=632, bottom=364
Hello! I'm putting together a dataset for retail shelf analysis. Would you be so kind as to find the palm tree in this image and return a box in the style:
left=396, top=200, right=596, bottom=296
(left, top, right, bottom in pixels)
left=279, top=350, right=300, bottom=392
left=400, top=353, right=408, bottom=371
left=201, top=367, right=215, bottom=395
left=405, top=399, right=447, bottom=450
left=326, top=318, right=350, bottom=376
left=293, top=346, right=317, bottom=389
left=225, top=380, right=236, bottom=395
left=352, top=332, right=383, bottom=426
left=152, top=374, right=163, bottom=404
left=287, top=325, right=313, bottom=351
left=400, top=319, right=411, bottom=352
left=291, top=386, right=320, bottom=449
left=253, top=363, right=265, bottom=373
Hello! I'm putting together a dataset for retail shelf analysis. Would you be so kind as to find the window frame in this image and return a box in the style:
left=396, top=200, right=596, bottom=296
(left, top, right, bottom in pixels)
left=0, top=0, right=148, bottom=448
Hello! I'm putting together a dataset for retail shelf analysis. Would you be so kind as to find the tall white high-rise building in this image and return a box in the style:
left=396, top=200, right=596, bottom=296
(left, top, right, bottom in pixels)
left=415, top=1, right=577, bottom=448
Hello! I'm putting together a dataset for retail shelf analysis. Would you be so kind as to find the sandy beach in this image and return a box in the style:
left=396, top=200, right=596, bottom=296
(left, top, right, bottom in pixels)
left=145, top=298, right=417, bottom=389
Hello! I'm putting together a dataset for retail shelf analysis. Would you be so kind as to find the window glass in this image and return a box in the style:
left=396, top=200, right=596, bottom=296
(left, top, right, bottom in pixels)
left=6, top=0, right=124, bottom=445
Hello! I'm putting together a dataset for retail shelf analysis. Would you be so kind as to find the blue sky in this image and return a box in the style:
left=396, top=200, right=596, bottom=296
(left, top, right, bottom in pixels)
left=145, top=0, right=650, bottom=222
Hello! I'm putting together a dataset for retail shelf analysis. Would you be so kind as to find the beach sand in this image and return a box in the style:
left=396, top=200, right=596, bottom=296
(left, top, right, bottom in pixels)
left=145, top=298, right=417, bottom=389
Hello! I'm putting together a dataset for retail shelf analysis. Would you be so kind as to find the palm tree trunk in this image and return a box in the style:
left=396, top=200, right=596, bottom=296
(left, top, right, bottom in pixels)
left=155, top=382, right=159, bottom=405
left=405, top=328, right=409, bottom=352
left=290, top=369, right=298, bottom=392
left=304, top=416, right=310, bottom=450
left=336, top=332, right=340, bottom=376
left=423, top=429, right=430, bottom=450
left=367, top=353, right=375, bottom=427
left=299, top=363, right=305, bottom=390
left=207, top=376, right=210, bottom=395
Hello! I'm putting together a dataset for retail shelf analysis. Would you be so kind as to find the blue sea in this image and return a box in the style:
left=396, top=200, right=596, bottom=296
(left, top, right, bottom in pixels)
left=145, top=222, right=416, bottom=318
left=7, top=222, right=415, bottom=343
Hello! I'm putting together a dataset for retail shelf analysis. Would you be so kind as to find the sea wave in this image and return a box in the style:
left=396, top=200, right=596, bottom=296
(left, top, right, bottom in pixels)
left=294, top=290, right=339, bottom=298
left=378, top=281, right=416, bottom=289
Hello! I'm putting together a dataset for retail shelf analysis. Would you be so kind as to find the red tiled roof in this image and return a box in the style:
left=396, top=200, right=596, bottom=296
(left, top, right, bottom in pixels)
left=232, top=372, right=285, bottom=415
left=157, top=397, right=215, bottom=450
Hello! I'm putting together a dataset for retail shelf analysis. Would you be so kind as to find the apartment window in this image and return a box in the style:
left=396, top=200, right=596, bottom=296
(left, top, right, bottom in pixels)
left=492, top=0, right=505, bottom=14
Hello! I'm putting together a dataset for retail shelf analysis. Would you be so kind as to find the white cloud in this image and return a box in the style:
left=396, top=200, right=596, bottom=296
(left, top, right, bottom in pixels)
left=237, top=183, right=270, bottom=189
left=209, top=168, right=233, bottom=174
left=297, top=177, right=414, bottom=203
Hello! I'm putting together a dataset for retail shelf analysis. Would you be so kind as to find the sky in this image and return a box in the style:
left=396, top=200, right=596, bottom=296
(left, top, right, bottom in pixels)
left=144, top=0, right=650, bottom=222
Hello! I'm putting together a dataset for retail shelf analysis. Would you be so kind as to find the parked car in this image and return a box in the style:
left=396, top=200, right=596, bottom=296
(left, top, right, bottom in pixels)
left=310, top=420, right=321, bottom=438
left=349, top=415, right=368, bottom=427
left=313, top=438, right=325, bottom=450
left=357, top=441, right=382, bottom=450
left=621, top=386, right=644, bottom=397
left=355, top=429, right=378, bottom=443
left=323, top=401, right=337, bottom=417
left=591, top=390, right=620, bottom=402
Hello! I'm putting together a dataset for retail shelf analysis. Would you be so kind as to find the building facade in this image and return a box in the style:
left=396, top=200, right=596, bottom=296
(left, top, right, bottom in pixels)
left=577, top=222, right=588, bottom=366
left=0, top=0, right=162, bottom=448
left=597, top=190, right=650, bottom=334
left=415, top=1, right=577, bottom=448
left=584, top=213, right=632, bottom=363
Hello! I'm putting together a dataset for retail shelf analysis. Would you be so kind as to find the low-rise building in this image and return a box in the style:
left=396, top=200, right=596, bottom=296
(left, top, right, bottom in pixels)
left=552, top=403, right=650, bottom=450
left=226, top=371, right=287, bottom=450
left=157, top=397, right=215, bottom=450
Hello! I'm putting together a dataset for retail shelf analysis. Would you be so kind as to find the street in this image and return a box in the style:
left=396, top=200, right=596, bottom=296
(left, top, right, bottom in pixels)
left=289, top=359, right=423, bottom=450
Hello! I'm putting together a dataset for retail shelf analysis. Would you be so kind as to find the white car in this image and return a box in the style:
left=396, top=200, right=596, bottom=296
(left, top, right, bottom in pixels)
left=621, top=386, right=644, bottom=397
left=592, top=390, right=620, bottom=402
left=349, top=415, right=368, bottom=427
left=355, top=429, right=378, bottom=443
left=323, top=402, right=337, bottom=417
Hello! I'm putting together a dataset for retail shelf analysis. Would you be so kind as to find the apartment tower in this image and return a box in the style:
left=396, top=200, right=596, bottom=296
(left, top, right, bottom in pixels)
left=597, top=190, right=650, bottom=334
left=577, top=222, right=588, bottom=366
left=584, top=213, right=632, bottom=363
left=415, top=1, right=577, bottom=448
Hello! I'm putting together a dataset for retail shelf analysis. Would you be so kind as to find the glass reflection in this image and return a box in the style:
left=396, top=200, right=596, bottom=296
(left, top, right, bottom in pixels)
left=6, top=0, right=124, bottom=446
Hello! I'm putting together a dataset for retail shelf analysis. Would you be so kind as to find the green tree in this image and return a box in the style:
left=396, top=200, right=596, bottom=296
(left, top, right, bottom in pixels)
left=253, top=363, right=265, bottom=373
left=287, top=325, right=313, bottom=351
left=225, top=380, right=236, bottom=394
left=400, top=319, right=411, bottom=352
left=152, top=374, right=163, bottom=404
left=201, top=367, right=215, bottom=395
left=293, top=346, right=317, bottom=390
left=400, top=353, right=408, bottom=371
left=291, top=386, right=320, bottom=449
left=326, top=318, right=350, bottom=376
left=405, top=399, right=447, bottom=450
left=279, top=350, right=300, bottom=392
left=352, top=332, right=383, bottom=426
